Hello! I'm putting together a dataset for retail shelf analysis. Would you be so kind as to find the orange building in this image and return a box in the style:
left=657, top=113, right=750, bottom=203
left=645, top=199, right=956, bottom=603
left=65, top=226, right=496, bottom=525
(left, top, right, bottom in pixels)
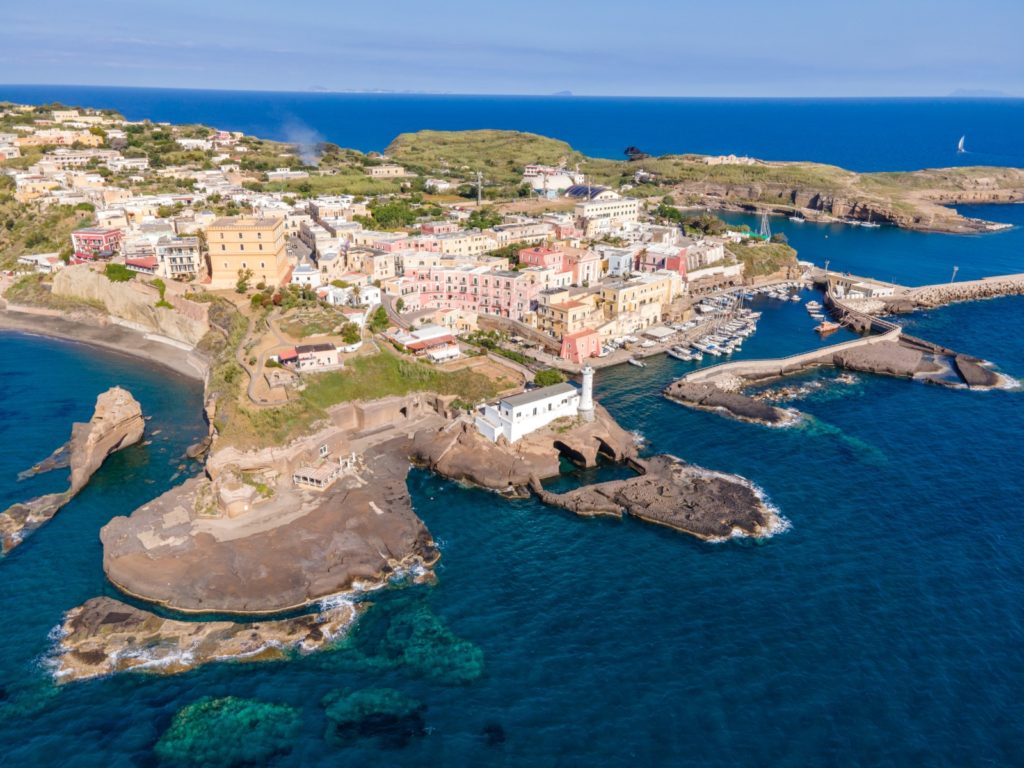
left=207, top=216, right=289, bottom=290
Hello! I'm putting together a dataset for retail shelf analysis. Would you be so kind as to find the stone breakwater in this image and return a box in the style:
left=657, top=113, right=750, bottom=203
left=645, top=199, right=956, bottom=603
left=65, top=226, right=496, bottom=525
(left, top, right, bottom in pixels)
left=50, top=596, right=359, bottom=683
left=532, top=455, right=785, bottom=541
left=665, top=332, right=1005, bottom=425
left=0, top=387, right=144, bottom=553
left=890, top=274, right=1024, bottom=312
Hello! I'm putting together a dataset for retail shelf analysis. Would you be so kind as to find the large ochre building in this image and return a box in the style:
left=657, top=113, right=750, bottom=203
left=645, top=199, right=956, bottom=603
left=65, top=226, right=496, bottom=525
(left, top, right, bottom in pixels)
left=207, top=216, right=289, bottom=289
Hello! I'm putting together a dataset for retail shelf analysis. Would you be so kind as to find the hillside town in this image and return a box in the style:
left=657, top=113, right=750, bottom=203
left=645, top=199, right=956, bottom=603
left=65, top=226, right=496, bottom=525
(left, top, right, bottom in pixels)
left=0, top=101, right=800, bottom=389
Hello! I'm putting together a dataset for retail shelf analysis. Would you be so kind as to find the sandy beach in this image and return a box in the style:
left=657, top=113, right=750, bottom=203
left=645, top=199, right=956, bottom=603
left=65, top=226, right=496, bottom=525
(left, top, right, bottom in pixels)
left=0, top=308, right=209, bottom=382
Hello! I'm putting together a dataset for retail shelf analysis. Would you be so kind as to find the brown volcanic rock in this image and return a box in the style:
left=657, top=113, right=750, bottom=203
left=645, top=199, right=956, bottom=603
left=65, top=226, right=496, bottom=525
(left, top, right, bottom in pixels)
left=832, top=341, right=924, bottom=378
left=101, top=436, right=438, bottom=614
left=51, top=596, right=359, bottom=683
left=411, top=405, right=637, bottom=492
left=664, top=381, right=791, bottom=425
left=535, top=455, right=782, bottom=541
left=68, top=387, right=145, bottom=494
left=954, top=355, right=1000, bottom=388
left=0, top=387, right=144, bottom=553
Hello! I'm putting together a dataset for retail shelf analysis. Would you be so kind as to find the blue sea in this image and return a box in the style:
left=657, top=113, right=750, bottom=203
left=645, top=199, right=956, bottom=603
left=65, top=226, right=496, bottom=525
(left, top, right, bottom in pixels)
left=1, top=94, right=1023, bottom=766
left=3, top=85, right=1024, bottom=171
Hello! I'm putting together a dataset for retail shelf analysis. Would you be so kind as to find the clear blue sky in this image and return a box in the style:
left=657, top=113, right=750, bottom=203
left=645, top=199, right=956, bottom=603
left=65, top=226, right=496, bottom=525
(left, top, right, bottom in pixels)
left=2, top=0, right=1021, bottom=96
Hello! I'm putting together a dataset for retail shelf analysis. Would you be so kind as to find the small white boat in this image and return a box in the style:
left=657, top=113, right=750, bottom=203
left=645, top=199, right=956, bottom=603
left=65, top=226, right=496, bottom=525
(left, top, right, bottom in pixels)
left=666, top=348, right=692, bottom=362
left=627, top=358, right=646, bottom=368
left=789, top=216, right=805, bottom=223
left=957, top=134, right=966, bottom=154
left=790, top=295, right=801, bottom=302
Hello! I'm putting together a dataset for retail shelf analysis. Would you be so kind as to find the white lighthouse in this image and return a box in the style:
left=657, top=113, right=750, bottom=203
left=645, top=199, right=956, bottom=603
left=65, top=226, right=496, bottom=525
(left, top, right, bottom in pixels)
left=578, top=365, right=595, bottom=421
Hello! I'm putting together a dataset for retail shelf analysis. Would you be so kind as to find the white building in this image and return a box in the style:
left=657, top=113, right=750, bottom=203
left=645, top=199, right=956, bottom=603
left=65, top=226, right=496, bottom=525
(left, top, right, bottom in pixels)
left=291, top=261, right=323, bottom=288
left=475, top=382, right=583, bottom=444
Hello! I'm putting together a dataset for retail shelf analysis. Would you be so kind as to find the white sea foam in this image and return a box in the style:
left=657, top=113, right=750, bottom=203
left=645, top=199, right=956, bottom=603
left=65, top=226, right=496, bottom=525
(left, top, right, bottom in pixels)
left=691, top=468, right=791, bottom=543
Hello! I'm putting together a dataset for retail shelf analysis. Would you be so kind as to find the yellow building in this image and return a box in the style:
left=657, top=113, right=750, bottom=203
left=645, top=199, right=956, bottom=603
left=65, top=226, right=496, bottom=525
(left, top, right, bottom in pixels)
left=207, top=216, right=289, bottom=290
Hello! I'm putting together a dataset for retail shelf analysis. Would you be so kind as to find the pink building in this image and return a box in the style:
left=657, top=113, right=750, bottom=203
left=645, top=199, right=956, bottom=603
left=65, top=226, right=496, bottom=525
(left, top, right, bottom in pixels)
left=407, top=264, right=541, bottom=321
left=568, top=250, right=602, bottom=285
left=560, top=328, right=602, bottom=363
left=518, top=246, right=565, bottom=271
left=71, top=227, right=123, bottom=260
left=420, top=221, right=460, bottom=235
left=638, top=245, right=688, bottom=276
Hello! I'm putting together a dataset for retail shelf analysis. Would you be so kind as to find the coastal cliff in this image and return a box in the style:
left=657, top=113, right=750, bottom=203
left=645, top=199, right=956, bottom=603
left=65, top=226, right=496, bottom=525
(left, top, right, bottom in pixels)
left=0, top=387, right=144, bottom=553
left=52, top=265, right=210, bottom=347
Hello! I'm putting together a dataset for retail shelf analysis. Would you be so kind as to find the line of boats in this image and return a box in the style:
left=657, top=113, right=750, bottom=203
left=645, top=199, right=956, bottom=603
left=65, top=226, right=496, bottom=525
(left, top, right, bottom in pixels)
left=787, top=214, right=881, bottom=228
left=669, top=308, right=762, bottom=361
left=805, top=299, right=841, bottom=334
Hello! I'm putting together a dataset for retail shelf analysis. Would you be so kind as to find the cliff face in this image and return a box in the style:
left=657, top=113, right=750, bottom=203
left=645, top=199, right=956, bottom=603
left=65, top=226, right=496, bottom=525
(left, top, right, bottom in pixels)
left=52, top=266, right=210, bottom=347
left=68, top=387, right=145, bottom=493
left=0, top=387, right=144, bottom=553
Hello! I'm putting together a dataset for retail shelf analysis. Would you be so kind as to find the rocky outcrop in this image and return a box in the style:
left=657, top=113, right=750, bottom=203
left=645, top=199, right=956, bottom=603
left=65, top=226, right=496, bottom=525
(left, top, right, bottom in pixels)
left=50, top=596, right=359, bottom=683
left=68, top=387, right=145, bottom=493
left=534, top=455, right=784, bottom=541
left=101, top=436, right=438, bottom=613
left=52, top=265, right=210, bottom=347
left=954, top=355, right=1000, bottom=388
left=0, top=387, right=144, bottom=553
left=663, top=381, right=795, bottom=426
left=411, top=405, right=637, bottom=493
left=832, top=341, right=931, bottom=378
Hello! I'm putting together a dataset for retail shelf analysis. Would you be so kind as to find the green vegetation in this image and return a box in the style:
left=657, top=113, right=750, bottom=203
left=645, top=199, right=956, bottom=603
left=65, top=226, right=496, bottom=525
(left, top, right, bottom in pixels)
left=223, top=349, right=502, bottom=449
left=341, top=322, right=361, bottom=345
left=151, top=277, right=173, bottom=308
left=726, top=242, right=799, bottom=277
left=0, top=192, right=92, bottom=269
left=368, top=306, right=389, bottom=332
left=280, top=306, right=349, bottom=338
left=533, top=368, right=566, bottom=387
left=386, top=129, right=582, bottom=185
left=466, top=206, right=503, bottom=229
left=103, top=263, right=135, bottom=282
left=464, top=330, right=534, bottom=366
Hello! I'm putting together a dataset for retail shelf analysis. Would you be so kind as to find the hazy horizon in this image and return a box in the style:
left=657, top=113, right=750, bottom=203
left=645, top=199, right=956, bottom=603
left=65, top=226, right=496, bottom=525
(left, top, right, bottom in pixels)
left=2, top=0, right=1021, bottom=98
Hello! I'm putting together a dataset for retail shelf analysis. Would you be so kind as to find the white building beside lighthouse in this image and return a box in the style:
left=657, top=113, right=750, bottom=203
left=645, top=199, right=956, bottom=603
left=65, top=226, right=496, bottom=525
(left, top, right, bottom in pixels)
left=475, top=381, right=583, bottom=443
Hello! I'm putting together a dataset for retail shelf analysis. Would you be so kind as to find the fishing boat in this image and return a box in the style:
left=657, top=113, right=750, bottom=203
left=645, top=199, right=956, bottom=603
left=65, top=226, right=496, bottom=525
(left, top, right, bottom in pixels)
left=666, top=348, right=692, bottom=362
left=815, top=320, right=841, bottom=335
left=627, top=358, right=646, bottom=368
left=957, top=135, right=966, bottom=154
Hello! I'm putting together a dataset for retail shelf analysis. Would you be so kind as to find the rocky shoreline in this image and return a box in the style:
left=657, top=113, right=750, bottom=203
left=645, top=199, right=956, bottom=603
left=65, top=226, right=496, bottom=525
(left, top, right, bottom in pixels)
left=50, top=596, right=360, bottom=683
left=532, top=455, right=785, bottom=541
left=0, top=387, right=145, bottom=554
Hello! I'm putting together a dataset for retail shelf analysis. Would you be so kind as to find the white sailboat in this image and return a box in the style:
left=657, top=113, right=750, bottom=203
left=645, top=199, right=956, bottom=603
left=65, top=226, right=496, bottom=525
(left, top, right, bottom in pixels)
left=957, top=135, right=966, bottom=154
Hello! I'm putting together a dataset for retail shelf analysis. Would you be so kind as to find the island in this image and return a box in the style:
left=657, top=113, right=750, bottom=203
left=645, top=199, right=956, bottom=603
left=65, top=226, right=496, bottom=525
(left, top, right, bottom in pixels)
left=0, top=99, right=1019, bottom=683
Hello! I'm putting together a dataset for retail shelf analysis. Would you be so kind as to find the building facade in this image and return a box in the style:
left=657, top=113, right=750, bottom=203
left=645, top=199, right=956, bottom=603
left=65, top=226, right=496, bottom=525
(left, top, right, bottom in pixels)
left=207, top=216, right=289, bottom=290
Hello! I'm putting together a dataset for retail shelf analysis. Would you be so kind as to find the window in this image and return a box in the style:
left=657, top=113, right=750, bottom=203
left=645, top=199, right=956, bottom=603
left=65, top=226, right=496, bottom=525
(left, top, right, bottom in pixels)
left=221, top=244, right=226, bottom=251
left=258, top=244, right=263, bottom=251
left=260, top=262, right=265, bottom=269
left=242, top=262, right=247, bottom=268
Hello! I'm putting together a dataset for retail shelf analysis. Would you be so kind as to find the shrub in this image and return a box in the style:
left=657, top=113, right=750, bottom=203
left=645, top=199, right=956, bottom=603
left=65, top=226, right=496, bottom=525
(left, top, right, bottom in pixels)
left=104, top=263, right=135, bottom=282
left=533, top=368, right=566, bottom=387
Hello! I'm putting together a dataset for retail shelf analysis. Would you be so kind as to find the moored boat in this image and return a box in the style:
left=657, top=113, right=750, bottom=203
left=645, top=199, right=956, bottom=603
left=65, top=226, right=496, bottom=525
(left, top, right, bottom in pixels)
left=628, top=357, right=646, bottom=368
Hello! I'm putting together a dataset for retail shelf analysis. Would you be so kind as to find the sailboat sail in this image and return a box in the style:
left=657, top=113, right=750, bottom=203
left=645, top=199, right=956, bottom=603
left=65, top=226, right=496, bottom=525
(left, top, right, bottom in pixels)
left=957, top=135, right=966, bottom=153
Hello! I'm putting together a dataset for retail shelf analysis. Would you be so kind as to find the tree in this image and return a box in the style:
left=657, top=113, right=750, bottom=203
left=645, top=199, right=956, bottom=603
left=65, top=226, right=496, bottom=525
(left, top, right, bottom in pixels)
left=368, top=306, right=389, bottom=333
left=395, top=297, right=406, bottom=313
left=533, top=368, right=566, bottom=387
left=340, top=322, right=361, bottom=345
left=770, top=232, right=789, bottom=244
left=466, top=206, right=502, bottom=230
left=235, top=268, right=254, bottom=294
